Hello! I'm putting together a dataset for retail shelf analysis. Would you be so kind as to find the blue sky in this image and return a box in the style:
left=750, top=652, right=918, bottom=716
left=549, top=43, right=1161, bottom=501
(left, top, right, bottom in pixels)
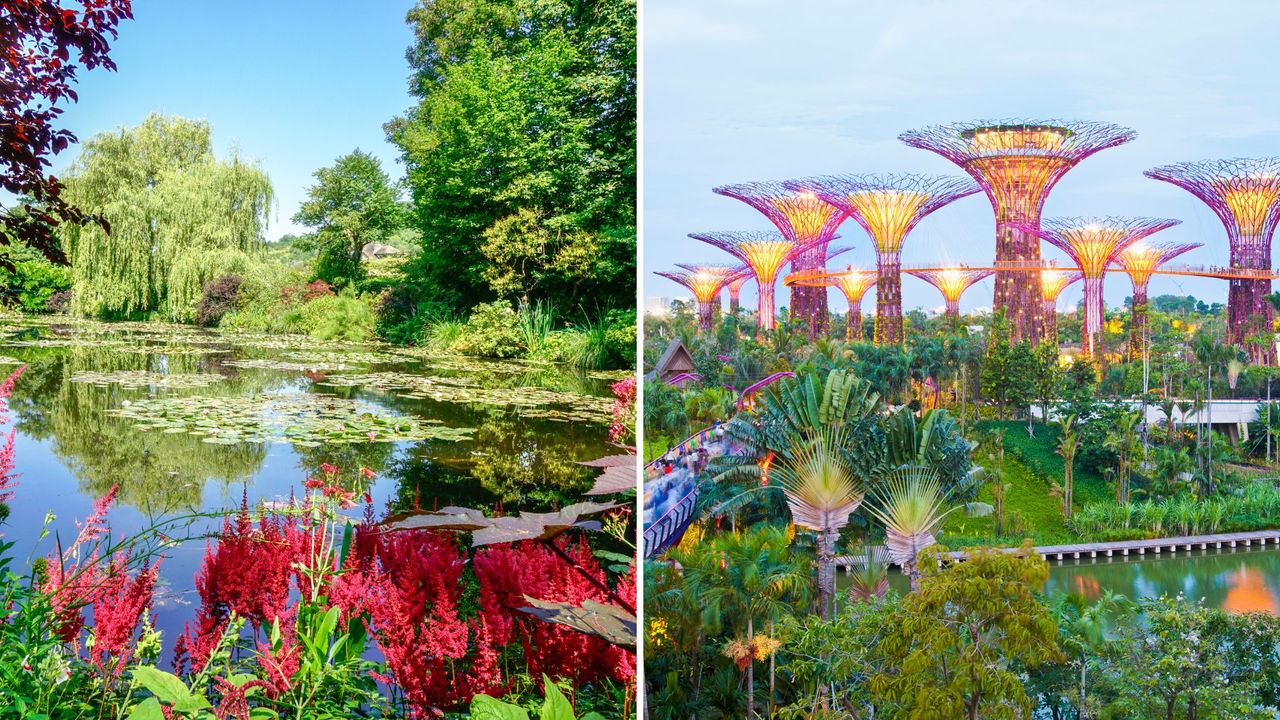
left=643, top=0, right=1280, bottom=315
left=53, top=0, right=418, bottom=240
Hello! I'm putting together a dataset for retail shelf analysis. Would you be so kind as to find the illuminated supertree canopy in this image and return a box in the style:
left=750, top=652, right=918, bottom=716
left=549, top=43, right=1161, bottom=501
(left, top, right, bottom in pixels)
left=900, top=119, right=1136, bottom=342
left=784, top=266, right=876, bottom=340
left=690, top=230, right=814, bottom=331
left=907, top=268, right=994, bottom=319
left=786, top=173, right=979, bottom=345
left=1115, top=241, right=1201, bottom=358
left=724, top=265, right=753, bottom=316
left=1146, top=158, right=1280, bottom=360
left=713, top=181, right=848, bottom=335
left=1025, top=216, right=1180, bottom=358
left=657, top=265, right=738, bottom=331
left=1039, top=268, right=1083, bottom=342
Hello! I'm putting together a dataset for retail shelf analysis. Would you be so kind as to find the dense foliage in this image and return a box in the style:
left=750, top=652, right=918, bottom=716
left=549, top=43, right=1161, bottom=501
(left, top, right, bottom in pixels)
left=60, top=114, right=273, bottom=319
left=386, top=0, right=636, bottom=314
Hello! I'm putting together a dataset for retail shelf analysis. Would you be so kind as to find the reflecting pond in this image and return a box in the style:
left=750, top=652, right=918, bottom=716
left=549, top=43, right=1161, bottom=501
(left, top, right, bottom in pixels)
left=840, top=545, right=1280, bottom=615
left=0, top=315, right=623, bottom=641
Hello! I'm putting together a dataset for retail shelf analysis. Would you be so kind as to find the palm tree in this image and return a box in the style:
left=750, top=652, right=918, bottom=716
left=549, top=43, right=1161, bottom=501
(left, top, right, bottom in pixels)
left=1192, top=333, right=1236, bottom=490
left=1056, top=414, right=1079, bottom=521
left=846, top=543, right=889, bottom=601
left=1052, top=591, right=1133, bottom=719
left=865, top=466, right=957, bottom=591
left=1158, top=398, right=1177, bottom=447
left=1103, top=412, right=1143, bottom=505
left=676, top=526, right=810, bottom=720
left=770, top=426, right=863, bottom=619
left=1151, top=445, right=1194, bottom=498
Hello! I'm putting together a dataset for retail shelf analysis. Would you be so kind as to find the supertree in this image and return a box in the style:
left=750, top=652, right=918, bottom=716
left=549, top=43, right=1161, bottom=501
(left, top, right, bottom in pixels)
left=900, top=120, right=1136, bottom=342
left=1145, top=158, right=1280, bottom=361
left=906, top=268, right=994, bottom=321
left=724, top=266, right=753, bottom=316
left=713, top=181, right=848, bottom=335
left=656, top=265, right=737, bottom=330
left=690, top=230, right=815, bottom=331
left=786, top=174, right=979, bottom=344
left=787, top=267, right=876, bottom=340
left=1024, top=216, right=1180, bottom=359
left=1039, top=268, right=1082, bottom=344
left=1114, top=241, right=1201, bottom=359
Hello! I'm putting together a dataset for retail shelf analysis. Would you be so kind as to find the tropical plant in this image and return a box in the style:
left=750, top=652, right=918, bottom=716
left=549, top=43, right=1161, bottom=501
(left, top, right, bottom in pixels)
left=673, top=526, right=810, bottom=720
left=864, top=466, right=956, bottom=591
left=770, top=426, right=863, bottom=618
left=1103, top=411, right=1143, bottom=505
left=845, top=543, right=889, bottom=602
left=1055, top=414, right=1079, bottom=521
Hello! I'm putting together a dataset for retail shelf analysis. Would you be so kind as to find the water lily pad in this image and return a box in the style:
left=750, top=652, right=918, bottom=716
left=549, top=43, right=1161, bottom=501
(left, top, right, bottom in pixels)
left=70, top=371, right=226, bottom=389
left=106, top=393, right=474, bottom=446
left=223, top=358, right=355, bottom=372
left=280, top=350, right=420, bottom=365
left=315, top=372, right=613, bottom=424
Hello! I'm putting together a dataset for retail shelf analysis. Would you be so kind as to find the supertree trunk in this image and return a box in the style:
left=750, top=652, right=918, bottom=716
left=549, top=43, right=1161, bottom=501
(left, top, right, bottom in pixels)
left=1082, top=274, right=1104, bottom=359
left=1230, top=240, right=1274, bottom=363
left=790, top=244, right=830, bottom=337
left=848, top=307, right=863, bottom=340
left=1129, top=286, right=1149, bottom=360
left=697, top=300, right=714, bottom=331
left=1043, top=299, right=1059, bottom=345
left=758, top=278, right=777, bottom=332
left=729, top=288, right=741, bottom=315
left=944, top=298, right=960, bottom=320
left=994, top=205, right=1046, bottom=342
left=875, top=251, right=903, bottom=344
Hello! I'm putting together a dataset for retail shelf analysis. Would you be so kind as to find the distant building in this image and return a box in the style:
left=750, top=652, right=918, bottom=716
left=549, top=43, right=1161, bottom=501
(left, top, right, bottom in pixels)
left=645, top=338, right=698, bottom=386
left=361, top=242, right=403, bottom=260
left=645, top=296, right=691, bottom=318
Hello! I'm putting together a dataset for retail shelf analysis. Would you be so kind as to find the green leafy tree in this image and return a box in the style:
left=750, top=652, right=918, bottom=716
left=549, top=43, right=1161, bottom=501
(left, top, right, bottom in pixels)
left=1107, top=595, right=1271, bottom=720
left=60, top=114, right=272, bottom=319
left=674, top=526, right=810, bottom=720
left=292, top=149, right=405, bottom=288
left=1055, top=414, right=1079, bottom=521
left=388, top=0, right=635, bottom=312
left=867, top=544, right=1064, bottom=720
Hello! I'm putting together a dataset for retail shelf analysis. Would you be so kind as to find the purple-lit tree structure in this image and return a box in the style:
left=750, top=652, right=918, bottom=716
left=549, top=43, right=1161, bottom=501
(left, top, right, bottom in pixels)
left=725, top=266, right=752, bottom=316
left=656, top=266, right=737, bottom=330
left=789, top=267, right=877, bottom=340
left=900, top=120, right=1136, bottom=342
left=786, top=174, right=979, bottom=344
left=1025, top=216, right=1180, bottom=359
left=690, top=230, right=812, bottom=331
left=906, top=268, right=994, bottom=321
left=713, top=181, right=848, bottom=336
left=1039, top=268, right=1082, bottom=343
left=1115, top=241, right=1201, bottom=359
left=1145, top=158, right=1280, bottom=360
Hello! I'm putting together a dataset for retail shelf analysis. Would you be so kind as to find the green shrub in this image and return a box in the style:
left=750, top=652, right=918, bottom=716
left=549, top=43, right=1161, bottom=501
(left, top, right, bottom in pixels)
left=422, top=315, right=466, bottom=352
left=449, top=301, right=525, bottom=358
left=283, top=290, right=377, bottom=342
left=0, top=258, right=72, bottom=313
left=165, top=248, right=254, bottom=323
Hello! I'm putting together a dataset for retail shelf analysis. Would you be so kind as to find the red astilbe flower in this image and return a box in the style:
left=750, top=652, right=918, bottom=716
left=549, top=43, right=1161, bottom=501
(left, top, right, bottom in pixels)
left=214, top=675, right=277, bottom=720
left=89, top=553, right=159, bottom=676
left=473, top=537, right=626, bottom=687
left=607, top=376, right=636, bottom=444
left=0, top=365, right=23, bottom=505
left=191, top=499, right=296, bottom=634
left=40, top=483, right=119, bottom=645
left=255, top=614, right=302, bottom=695
left=359, top=528, right=504, bottom=715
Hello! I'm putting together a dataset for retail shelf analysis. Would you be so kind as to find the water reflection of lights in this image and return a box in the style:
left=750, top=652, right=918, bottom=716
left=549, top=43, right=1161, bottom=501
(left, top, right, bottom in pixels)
left=1223, top=565, right=1280, bottom=616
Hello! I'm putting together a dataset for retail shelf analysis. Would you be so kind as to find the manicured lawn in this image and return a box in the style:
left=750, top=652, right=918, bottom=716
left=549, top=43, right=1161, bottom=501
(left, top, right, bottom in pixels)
left=941, top=420, right=1112, bottom=548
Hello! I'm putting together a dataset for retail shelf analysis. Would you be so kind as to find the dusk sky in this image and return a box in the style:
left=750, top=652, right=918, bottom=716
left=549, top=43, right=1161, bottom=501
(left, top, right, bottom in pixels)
left=52, top=0, right=417, bottom=240
left=643, top=0, right=1280, bottom=316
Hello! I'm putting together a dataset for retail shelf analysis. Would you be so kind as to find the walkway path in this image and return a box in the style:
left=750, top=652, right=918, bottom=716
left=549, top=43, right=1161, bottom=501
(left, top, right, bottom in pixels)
left=642, top=424, right=733, bottom=558
left=834, top=529, right=1280, bottom=567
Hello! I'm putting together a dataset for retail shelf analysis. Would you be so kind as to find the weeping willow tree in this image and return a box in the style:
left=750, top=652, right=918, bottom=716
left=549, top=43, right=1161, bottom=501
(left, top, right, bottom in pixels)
left=60, top=114, right=273, bottom=319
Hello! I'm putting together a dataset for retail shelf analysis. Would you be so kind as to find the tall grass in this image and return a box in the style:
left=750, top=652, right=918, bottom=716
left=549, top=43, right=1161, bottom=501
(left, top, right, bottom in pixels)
left=572, top=314, right=612, bottom=370
left=517, top=299, right=554, bottom=355
left=423, top=315, right=466, bottom=353
left=1070, top=480, right=1280, bottom=539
